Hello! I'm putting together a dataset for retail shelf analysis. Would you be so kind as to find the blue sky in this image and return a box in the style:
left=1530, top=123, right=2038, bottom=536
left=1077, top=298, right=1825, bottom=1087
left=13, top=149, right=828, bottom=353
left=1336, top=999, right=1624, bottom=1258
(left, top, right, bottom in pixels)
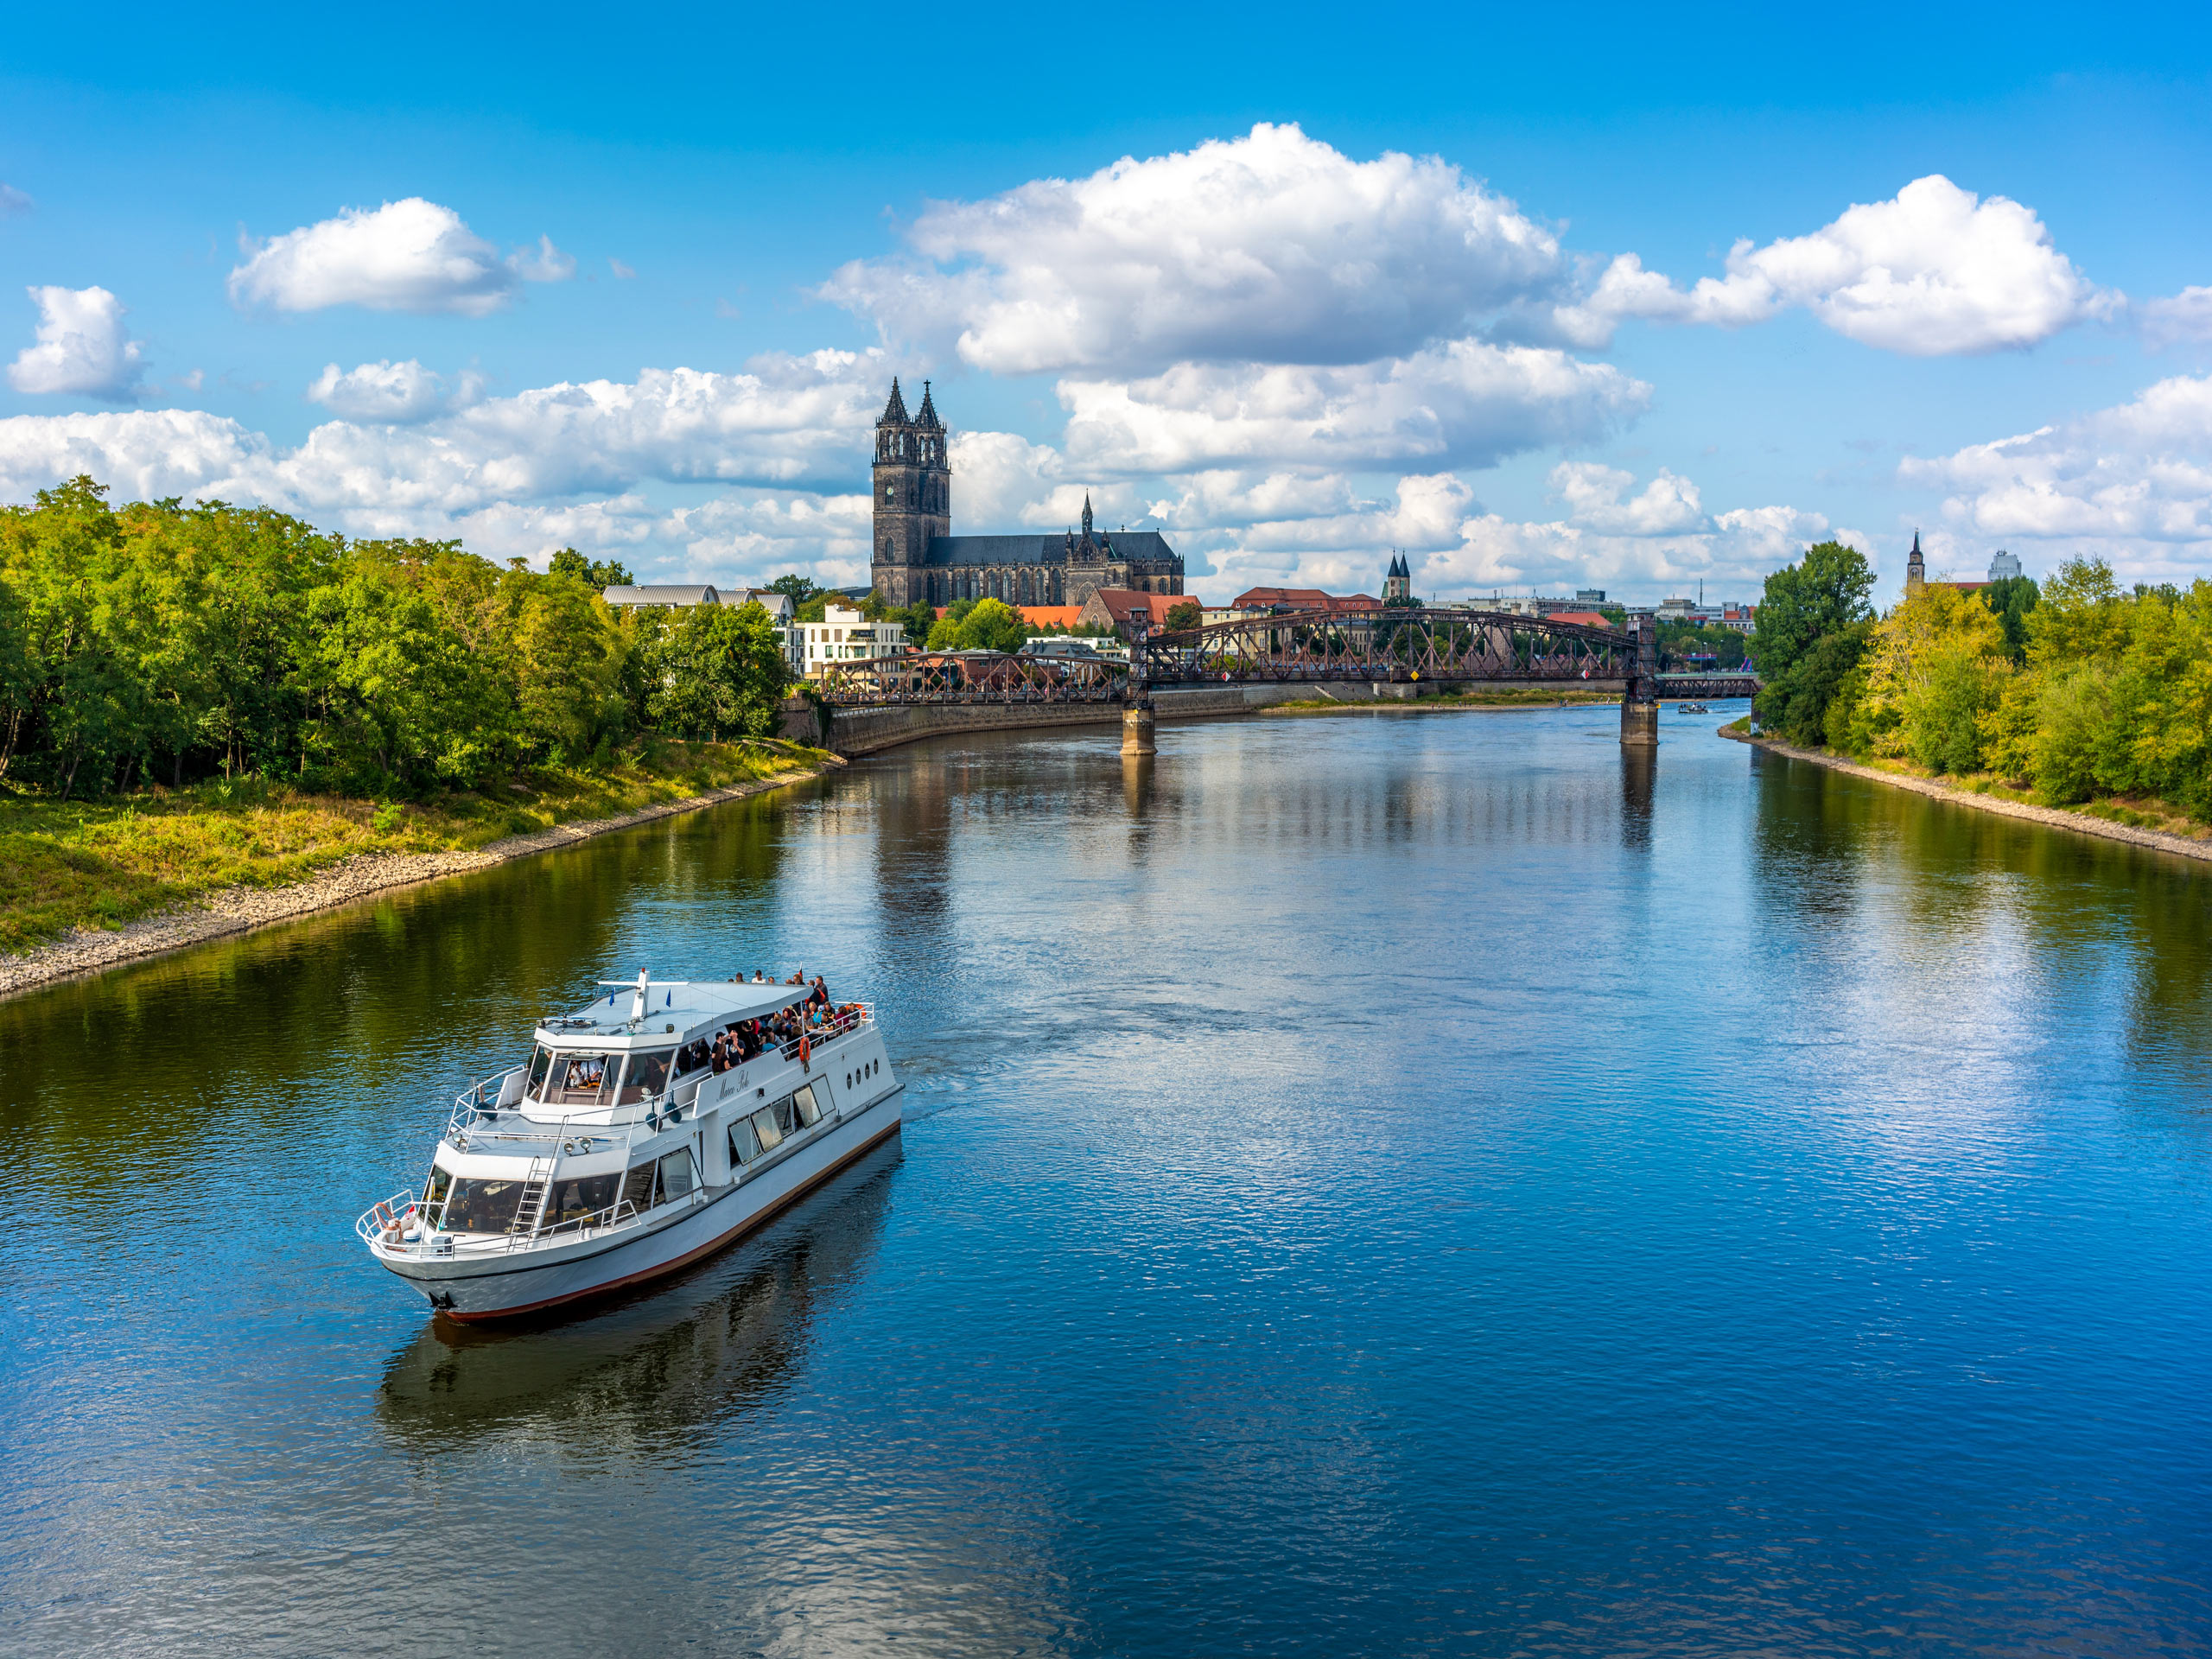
left=3, top=1, right=2210, bottom=605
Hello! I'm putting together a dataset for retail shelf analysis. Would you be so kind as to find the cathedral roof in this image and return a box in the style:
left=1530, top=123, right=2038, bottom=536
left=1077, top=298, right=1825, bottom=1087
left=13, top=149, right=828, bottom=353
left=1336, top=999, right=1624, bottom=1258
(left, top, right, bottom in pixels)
left=927, top=531, right=1178, bottom=567
left=879, top=378, right=911, bottom=426
left=913, top=380, right=940, bottom=429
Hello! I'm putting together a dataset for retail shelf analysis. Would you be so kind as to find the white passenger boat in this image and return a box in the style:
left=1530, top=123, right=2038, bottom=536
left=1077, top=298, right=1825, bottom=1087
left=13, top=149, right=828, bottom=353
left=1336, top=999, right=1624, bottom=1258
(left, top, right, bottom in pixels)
left=356, top=972, right=901, bottom=1321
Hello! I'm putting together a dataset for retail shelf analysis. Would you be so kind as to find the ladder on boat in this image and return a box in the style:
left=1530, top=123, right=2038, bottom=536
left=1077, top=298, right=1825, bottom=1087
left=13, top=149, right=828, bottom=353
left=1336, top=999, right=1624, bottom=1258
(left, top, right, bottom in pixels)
left=512, top=1155, right=556, bottom=1242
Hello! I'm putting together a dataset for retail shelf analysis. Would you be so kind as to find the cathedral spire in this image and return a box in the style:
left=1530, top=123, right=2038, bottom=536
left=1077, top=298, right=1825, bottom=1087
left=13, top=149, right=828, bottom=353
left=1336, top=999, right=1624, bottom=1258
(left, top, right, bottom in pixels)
left=1906, top=529, right=1925, bottom=592
left=1082, top=493, right=1093, bottom=538
left=880, top=377, right=911, bottom=426
left=914, top=379, right=940, bottom=430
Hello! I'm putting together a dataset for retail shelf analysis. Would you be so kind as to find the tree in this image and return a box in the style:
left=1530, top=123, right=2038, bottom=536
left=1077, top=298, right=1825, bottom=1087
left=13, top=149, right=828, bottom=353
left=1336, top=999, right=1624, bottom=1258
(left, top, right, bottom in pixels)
left=1750, top=540, right=1876, bottom=742
left=1980, top=575, right=2039, bottom=664
left=1164, top=599, right=1203, bottom=632
left=513, top=576, right=626, bottom=760
left=547, top=547, right=632, bottom=592
left=648, top=601, right=791, bottom=741
left=770, top=572, right=823, bottom=607
left=1849, top=580, right=2010, bottom=773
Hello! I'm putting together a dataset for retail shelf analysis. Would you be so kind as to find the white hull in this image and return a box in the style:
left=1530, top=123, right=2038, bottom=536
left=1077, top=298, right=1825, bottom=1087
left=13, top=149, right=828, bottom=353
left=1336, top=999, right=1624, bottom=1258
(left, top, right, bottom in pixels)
left=375, top=1089, right=902, bottom=1321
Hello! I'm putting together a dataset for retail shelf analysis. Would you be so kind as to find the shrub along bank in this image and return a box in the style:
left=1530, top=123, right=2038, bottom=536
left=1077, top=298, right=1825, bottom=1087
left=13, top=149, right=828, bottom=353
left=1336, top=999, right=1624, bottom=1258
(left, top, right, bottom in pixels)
left=0, top=478, right=793, bottom=800
left=0, top=477, right=829, bottom=953
left=1749, top=539, right=2212, bottom=831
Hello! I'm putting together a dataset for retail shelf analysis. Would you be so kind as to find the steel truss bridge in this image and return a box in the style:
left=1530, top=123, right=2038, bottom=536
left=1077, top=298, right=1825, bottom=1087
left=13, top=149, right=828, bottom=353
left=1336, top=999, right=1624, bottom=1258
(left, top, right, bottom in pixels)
left=813, top=609, right=1758, bottom=740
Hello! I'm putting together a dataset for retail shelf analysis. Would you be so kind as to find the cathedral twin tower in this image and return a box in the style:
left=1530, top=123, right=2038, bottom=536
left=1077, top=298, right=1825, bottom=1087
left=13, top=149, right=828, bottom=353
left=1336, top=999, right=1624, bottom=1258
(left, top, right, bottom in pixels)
left=868, top=378, right=1184, bottom=611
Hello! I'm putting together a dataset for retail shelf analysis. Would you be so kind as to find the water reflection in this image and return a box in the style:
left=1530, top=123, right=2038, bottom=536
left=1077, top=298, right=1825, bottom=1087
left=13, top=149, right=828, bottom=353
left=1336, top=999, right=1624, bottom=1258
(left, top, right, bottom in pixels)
left=378, top=1141, right=898, bottom=1456
left=1619, top=744, right=1654, bottom=849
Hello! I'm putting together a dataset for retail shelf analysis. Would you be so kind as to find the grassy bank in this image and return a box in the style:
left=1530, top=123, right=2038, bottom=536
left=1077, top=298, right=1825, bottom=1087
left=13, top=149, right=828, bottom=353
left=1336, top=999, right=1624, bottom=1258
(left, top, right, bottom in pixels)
left=0, top=738, right=829, bottom=956
left=1262, top=688, right=1622, bottom=715
left=1723, top=717, right=2212, bottom=849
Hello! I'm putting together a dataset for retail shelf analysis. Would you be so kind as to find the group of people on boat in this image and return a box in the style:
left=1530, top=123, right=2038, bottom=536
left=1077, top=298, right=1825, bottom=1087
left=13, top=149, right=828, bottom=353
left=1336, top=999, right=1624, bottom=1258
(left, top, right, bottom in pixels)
left=702, top=971, right=863, bottom=1073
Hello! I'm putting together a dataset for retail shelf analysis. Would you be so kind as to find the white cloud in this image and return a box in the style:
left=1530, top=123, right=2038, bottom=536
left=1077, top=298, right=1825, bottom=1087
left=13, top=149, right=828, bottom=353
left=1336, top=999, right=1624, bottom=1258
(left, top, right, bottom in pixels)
left=505, top=235, right=576, bottom=283
left=1899, top=373, right=2212, bottom=568
left=7, top=285, right=146, bottom=401
left=0, top=184, right=30, bottom=216
left=0, top=350, right=890, bottom=576
left=2141, top=287, right=2212, bottom=352
left=1057, top=340, right=1648, bottom=474
left=825, top=122, right=1565, bottom=374
left=1557, top=175, right=2116, bottom=356
left=1547, top=461, right=1707, bottom=535
left=609, top=257, right=637, bottom=280
left=228, top=199, right=550, bottom=316
left=305, top=359, right=480, bottom=423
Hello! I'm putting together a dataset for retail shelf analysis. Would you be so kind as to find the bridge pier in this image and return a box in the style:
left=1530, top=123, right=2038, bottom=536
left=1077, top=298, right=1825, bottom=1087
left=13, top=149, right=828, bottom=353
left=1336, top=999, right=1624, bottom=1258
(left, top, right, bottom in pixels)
left=1620, top=614, right=1660, bottom=747
left=1122, top=702, right=1156, bottom=756
left=1620, top=696, right=1658, bottom=747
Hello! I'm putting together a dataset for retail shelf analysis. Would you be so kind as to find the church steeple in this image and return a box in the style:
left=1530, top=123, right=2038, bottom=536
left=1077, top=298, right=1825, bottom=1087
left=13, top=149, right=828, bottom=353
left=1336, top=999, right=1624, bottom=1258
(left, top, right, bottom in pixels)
left=1082, top=493, right=1094, bottom=538
left=1906, top=529, right=1925, bottom=592
left=873, top=377, right=950, bottom=606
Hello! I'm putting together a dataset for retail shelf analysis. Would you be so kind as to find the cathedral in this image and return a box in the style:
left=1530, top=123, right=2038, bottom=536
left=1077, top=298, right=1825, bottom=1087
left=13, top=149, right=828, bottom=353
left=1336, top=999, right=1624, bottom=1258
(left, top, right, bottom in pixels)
left=868, top=378, right=1185, bottom=609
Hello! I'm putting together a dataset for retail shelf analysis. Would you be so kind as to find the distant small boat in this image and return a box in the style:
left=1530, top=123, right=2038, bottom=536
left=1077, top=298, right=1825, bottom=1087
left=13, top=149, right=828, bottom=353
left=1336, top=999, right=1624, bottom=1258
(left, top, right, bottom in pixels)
left=1677, top=702, right=1709, bottom=714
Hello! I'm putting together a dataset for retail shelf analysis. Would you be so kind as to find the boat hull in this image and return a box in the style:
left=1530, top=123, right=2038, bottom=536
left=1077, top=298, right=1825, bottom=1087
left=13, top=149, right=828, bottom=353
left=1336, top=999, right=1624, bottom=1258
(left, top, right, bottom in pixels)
left=376, top=1090, right=902, bottom=1321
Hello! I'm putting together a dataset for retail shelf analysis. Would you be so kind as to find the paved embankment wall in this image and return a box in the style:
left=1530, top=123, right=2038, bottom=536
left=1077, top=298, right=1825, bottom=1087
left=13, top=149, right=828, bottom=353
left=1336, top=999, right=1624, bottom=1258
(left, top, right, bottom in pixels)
left=804, top=679, right=1624, bottom=758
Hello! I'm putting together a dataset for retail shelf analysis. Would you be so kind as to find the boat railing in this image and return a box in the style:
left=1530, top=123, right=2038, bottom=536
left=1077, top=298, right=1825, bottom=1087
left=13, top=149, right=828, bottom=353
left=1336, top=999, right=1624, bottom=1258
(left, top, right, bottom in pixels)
left=779, top=1002, right=873, bottom=1063
left=356, top=1185, right=660, bottom=1259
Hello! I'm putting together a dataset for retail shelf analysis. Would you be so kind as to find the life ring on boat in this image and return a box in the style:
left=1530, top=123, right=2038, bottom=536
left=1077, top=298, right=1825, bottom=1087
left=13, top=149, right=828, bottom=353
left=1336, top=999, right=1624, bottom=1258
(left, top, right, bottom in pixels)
left=798, top=1033, right=811, bottom=1071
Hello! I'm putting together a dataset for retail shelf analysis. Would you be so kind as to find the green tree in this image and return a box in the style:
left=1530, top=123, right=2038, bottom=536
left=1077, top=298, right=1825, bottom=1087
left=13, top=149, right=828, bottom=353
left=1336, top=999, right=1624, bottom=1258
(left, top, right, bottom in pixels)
left=648, top=601, right=790, bottom=741
left=547, top=547, right=633, bottom=592
left=1750, top=540, right=1876, bottom=742
left=1980, top=575, right=2039, bottom=664
left=1164, top=599, right=1203, bottom=631
left=513, top=575, right=626, bottom=760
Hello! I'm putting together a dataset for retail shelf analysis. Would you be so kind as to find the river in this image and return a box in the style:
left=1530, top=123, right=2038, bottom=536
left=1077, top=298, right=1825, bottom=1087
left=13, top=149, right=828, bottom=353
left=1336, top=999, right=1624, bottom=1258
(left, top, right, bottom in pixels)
left=3, top=706, right=2209, bottom=1655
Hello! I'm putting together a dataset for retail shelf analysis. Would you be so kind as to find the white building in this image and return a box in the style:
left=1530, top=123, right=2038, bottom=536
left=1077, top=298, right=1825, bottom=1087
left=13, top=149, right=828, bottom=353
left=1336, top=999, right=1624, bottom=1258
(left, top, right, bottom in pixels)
left=801, top=606, right=906, bottom=677
left=1988, top=550, right=2023, bottom=581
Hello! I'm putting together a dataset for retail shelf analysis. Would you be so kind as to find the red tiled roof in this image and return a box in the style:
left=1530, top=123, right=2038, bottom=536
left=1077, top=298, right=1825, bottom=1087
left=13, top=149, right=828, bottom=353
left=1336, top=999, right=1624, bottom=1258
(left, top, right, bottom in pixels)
left=1231, top=586, right=1382, bottom=613
left=1546, top=611, right=1611, bottom=628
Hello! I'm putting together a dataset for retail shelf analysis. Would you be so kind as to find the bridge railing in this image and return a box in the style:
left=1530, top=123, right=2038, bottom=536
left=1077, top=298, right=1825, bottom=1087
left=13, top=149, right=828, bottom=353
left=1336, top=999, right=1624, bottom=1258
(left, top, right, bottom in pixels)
left=816, top=650, right=1125, bottom=705
left=1138, top=607, right=1637, bottom=685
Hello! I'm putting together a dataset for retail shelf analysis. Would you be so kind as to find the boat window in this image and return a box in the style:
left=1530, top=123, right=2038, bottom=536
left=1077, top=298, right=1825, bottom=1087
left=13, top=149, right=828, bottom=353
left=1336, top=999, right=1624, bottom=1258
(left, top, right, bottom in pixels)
left=545, top=1173, right=620, bottom=1227
left=543, top=1052, right=616, bottom=1107
left=525, top=1046, right=555, bottom=1099
left=442, top=1177, right=528, bottom=1235
left=751, top=1104, right=785, bottom=1152
left=658, top=1149, right=695, bottom=1203
left=422, top=1166, right=453, bottom=1210
left=617, top=1048, right=677, bottom=1104
left=728, top=1116, right=762, bottom=1166
left=618, top=1149, right=696, bottom=1210
left=673, top=1039, right=711, bottom=1077
left=792, top=1084, right=822, bottom=1128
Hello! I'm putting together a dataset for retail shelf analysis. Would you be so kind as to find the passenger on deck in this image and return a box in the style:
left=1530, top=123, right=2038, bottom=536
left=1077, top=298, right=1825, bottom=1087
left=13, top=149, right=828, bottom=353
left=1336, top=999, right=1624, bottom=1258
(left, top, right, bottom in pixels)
left=809, top=977, right=829, bottom=1009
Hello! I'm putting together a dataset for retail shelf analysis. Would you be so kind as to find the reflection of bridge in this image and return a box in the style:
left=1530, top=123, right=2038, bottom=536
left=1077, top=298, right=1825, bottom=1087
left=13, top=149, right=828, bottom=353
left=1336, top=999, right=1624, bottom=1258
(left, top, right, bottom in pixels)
left=815, top=609, right=1758, bottom=746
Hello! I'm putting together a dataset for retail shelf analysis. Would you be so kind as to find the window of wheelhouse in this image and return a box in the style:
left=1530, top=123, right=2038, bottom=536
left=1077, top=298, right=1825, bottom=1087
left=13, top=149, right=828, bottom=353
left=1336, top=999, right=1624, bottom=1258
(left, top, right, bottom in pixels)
left=535, top=1049, right=617, bottom=1108
left=421, top=1166, right=453, bottom=1211
left=616, top=1049, right=677, bottom=1104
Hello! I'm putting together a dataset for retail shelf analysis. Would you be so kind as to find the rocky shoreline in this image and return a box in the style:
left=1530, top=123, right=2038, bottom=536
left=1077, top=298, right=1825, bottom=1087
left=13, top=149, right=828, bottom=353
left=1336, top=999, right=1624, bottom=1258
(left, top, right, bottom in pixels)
left=0, top=762, right=831, bottom=1001
left=1726, top=728, right=2212, bottom=866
